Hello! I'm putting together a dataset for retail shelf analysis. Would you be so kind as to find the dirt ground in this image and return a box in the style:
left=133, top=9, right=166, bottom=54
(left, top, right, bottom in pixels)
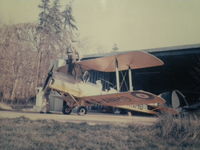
left=0, top=110, right=157, bottom=126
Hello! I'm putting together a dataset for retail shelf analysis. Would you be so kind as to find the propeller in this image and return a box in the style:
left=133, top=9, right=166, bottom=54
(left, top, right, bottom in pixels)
left=42, top=65, right=54, bottom=91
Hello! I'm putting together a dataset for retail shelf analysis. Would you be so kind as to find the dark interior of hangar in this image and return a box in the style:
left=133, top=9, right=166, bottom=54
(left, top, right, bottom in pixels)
left=88, top=46, right=200, bottom=103
left=134, top=48, right=200, bottom=103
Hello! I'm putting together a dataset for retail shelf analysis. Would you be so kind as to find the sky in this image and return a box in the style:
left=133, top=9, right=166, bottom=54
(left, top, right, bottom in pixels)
left=0, top=0, right=200, bottom=54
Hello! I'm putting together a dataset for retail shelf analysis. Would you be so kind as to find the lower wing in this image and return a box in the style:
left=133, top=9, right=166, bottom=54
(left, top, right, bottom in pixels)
left=80, top=90, right=165, bottom=107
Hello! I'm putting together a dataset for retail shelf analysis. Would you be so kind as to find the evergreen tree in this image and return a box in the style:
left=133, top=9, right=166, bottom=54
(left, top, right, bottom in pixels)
left=38, top=0, right=50, bottom=32
left=48, top=0, right=63, bottom=34
left=62, top=3, right=78, bottom=32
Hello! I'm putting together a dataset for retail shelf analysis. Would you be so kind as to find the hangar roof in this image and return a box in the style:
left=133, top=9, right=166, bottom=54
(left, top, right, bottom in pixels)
left=81, top=43, right=200, bottom=60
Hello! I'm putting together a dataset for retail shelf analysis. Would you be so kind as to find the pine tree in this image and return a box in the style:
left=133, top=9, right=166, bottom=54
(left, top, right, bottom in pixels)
left=62, top=3, right=78, bottom=32
left=48, top=0, right=63, bottom=34
left=38, top=0, right=50, bottom=32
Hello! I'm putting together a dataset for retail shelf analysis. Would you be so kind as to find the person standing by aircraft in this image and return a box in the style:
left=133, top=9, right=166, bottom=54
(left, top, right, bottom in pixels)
left=66, top=44, right=79, bottom=75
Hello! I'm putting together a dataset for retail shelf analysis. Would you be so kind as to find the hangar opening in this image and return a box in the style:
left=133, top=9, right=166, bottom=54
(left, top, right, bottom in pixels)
left=84, top=44, right=200, bottom=104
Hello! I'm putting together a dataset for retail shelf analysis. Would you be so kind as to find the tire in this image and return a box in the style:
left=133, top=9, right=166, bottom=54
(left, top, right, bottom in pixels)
left=62, top=104, right=72, bottom=115
left=77, top=106, right=87, bottom=116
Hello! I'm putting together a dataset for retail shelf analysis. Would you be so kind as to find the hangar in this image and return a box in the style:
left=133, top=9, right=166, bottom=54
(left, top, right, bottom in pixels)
left=83, top=44, right=200, bottom=104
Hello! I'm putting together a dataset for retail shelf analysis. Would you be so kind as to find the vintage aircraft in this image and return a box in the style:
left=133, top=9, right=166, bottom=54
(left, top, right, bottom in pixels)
left=36, top=50, right=169, bottom=115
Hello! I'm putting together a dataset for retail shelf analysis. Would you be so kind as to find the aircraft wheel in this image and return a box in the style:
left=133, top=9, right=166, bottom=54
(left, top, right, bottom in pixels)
left=127, top=111, right=132, bottom=116
left=62, top=105, right=72, bottom=115
left=77, top=106, right=87, bottom=116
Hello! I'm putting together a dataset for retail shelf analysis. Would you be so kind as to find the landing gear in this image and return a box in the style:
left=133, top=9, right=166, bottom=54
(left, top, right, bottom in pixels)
left=62, top=97, right=87, bottom=115
left=77, top=106, right=87, bottom=116
left=62, top=104, right=72, bottom=115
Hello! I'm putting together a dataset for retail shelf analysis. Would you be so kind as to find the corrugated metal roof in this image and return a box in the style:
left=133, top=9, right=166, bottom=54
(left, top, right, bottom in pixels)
left=144, top=43, right=200, bottom=53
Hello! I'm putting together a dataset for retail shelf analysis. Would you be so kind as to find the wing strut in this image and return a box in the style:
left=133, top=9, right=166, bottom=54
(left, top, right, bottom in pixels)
left=128, top=66, right=133, bottom=91
left=115, top=58, right=120, bottom=92
left=115, top=61, right=134, bottom=92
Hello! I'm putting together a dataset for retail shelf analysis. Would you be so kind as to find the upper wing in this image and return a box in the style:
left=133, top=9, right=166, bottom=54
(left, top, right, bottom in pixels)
left=80, top=90, right=165, bottom=106
left=76, top=51, right=164, bottom=72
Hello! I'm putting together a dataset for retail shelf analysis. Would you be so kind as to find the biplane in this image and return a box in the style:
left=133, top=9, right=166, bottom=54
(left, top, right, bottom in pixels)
left=37, top=50, right=170, bottom=115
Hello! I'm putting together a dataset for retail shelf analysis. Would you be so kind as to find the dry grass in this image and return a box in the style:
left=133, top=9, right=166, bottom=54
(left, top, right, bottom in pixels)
left=0, top=102, right=12, bottom=110
left=0, top=115, right=200, bottom=150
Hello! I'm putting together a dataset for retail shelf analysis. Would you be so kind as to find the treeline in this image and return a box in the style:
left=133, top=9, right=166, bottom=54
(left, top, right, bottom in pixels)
left=38, top=0, right=77, bottom=35
left=0, top=0, right=77, bottom=103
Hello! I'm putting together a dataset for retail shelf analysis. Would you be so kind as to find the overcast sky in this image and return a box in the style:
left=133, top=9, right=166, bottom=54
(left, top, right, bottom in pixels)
left=0, top=0, right=200, bottom=54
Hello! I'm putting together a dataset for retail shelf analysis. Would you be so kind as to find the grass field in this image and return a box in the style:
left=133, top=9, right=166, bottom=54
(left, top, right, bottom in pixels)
left=0, top=115, right=200, bottom=150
